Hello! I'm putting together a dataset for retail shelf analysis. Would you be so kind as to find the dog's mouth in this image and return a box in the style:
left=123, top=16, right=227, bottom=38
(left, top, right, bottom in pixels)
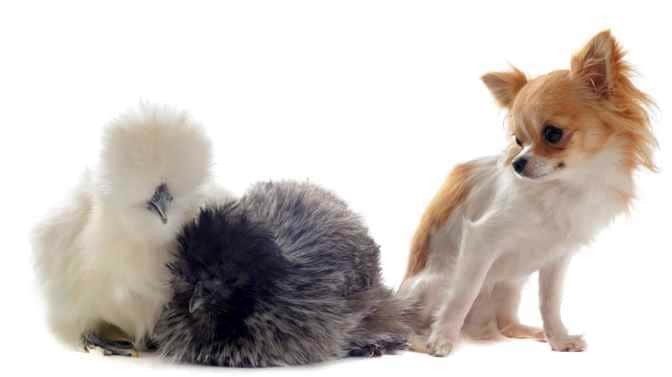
left=514, top=158, right=566, bottom=181
left=515, top=164, right=564, bottom=181
left=515, top=170, right=552, bottom=180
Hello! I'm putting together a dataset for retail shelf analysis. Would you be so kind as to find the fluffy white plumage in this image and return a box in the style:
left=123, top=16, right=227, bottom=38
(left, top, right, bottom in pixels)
left=32, top=105, right=229, bottom=353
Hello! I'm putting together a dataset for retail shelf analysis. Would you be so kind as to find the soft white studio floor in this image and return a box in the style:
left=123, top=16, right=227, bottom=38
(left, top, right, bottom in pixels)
left=2, top=1, right=670, bottom=376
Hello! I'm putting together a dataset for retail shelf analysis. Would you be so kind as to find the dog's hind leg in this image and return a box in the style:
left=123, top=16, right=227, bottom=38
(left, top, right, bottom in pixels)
left=462, top=284, right=499, bottom=340
left=494, top=279, right=545, bottom=341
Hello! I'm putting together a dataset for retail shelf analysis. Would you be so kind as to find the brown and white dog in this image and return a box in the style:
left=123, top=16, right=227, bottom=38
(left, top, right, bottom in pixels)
left=398, top=31, right=656, bottom=356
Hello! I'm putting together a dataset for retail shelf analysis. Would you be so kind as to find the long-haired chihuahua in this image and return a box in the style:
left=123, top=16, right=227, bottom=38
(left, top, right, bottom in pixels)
left=398, top=30, right=656, bottom=356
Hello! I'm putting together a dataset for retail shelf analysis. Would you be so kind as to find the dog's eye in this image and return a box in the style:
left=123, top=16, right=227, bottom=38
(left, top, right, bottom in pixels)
left=543, top=124, right=564, bottom=144
left=513, top=135, right=523, bottom=147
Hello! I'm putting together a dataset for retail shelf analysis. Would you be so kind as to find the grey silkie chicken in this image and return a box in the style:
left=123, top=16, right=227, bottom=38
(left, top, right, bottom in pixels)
left=154, top=181, right=414, bottom=366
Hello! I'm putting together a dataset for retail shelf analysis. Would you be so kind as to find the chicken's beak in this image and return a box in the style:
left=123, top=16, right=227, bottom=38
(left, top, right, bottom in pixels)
left=147, top=183, right=173, bottom=224
left=189, top=283, right=206, bottom=314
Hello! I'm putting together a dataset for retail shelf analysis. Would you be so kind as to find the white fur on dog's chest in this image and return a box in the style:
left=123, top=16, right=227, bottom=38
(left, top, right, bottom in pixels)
left=484, top=172, right=628, bottom=281
left=424, top=159, right=630, bottom=285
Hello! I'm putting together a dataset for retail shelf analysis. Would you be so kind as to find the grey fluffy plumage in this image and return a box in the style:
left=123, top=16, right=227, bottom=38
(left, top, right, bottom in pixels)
left=154, top=181, right=413, bottom=367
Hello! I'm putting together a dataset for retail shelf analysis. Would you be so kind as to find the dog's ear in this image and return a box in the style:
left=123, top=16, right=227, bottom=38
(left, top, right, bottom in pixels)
left=481, top=67, right=527, bottom=108
left=571, top=30, right=624, bottom=99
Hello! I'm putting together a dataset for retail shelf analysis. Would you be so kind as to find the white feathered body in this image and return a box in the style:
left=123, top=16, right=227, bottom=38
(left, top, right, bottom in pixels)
left=32, top=106, right=226, bottom=350
left=33, top=175, right=217, bottom=349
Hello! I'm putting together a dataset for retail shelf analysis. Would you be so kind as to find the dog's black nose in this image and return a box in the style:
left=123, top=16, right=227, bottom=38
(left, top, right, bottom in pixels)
left=513, top=158, right=528, bottom=174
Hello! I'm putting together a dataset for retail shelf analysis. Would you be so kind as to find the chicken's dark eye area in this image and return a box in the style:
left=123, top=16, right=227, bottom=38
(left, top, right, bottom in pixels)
left=543, top=124, right=564, bottom=144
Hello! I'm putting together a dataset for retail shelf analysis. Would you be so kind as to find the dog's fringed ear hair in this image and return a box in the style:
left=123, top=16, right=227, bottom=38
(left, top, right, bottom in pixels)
left=481, top=67, right=527, bottom=108
left=570, top=30, right=623, bottom=99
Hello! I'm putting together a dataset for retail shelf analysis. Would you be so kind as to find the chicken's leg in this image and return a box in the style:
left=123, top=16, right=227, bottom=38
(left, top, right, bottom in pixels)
left=82, top=324, right=139, bottom=357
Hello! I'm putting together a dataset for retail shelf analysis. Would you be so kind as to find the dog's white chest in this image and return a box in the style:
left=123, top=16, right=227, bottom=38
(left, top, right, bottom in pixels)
left=486, top=180, right=626, bottom=281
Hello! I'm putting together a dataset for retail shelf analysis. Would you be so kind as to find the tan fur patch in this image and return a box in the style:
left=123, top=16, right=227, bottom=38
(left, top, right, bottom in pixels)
left=404, top=162, right=476, bottom=278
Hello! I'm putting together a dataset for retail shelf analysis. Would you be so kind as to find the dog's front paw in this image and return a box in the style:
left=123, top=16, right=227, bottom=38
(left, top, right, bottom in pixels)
left=548, top=334, right=587, bottom=352
left=408, top=334, right=429, bottom=353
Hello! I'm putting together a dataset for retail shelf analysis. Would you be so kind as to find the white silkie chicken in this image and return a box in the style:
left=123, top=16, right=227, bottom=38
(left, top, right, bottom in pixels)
left=32, top=105, right=226, bottom=356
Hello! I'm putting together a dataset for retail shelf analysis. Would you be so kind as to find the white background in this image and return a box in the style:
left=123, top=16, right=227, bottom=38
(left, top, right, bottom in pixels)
left=1, top=0, right=670, bottom=375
